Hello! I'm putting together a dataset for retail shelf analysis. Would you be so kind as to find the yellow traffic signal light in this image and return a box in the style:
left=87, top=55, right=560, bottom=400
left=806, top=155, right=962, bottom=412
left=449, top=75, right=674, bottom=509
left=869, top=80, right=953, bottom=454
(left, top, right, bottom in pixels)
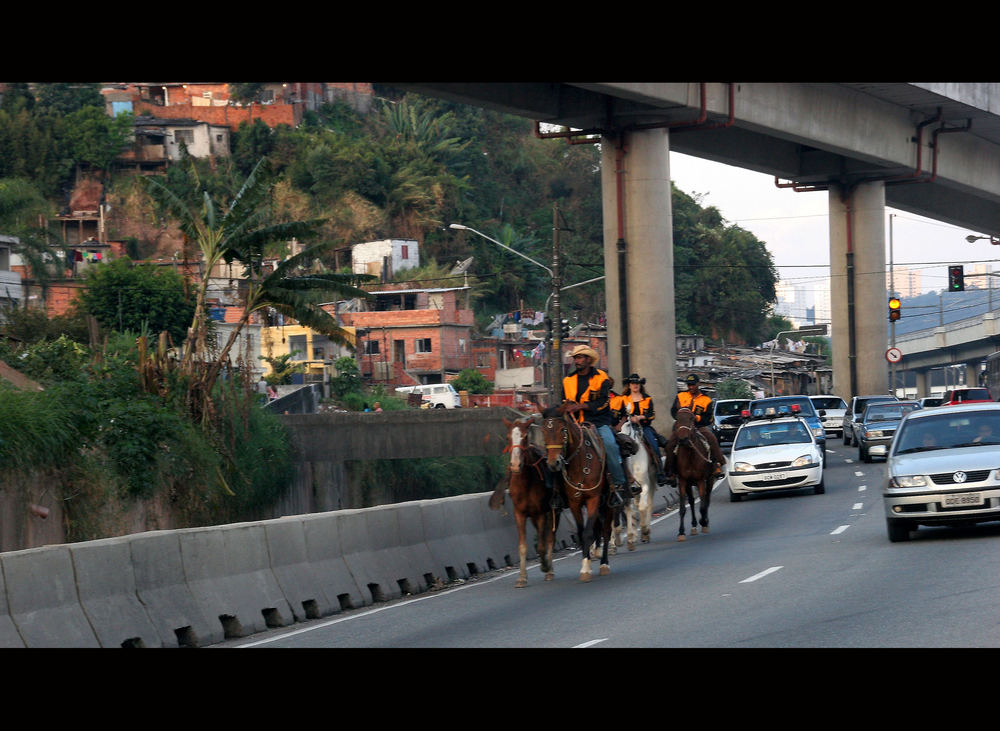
left=888, top=297, right=901, bottom=322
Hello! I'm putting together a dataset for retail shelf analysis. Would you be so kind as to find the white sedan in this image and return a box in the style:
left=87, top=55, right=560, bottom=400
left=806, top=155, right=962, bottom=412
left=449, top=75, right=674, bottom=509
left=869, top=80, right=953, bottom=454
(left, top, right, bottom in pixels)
left=727, top=412, right=825, bottom=501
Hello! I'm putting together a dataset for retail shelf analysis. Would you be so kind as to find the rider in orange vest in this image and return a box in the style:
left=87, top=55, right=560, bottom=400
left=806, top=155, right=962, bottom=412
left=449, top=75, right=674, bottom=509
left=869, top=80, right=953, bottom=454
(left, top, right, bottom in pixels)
left=663, top=373, right=727, bottom=484
left=617, top=373, right=670, bottom=485
left=561, top=344, right=630, bottom=508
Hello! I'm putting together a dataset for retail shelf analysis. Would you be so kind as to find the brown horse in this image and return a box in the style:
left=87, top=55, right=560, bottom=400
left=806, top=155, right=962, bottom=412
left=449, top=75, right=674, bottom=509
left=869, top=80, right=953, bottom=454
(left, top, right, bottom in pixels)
left=671, top=407, right=715, bottom=541
left=495, top=416, right=560, bottom=588
left=539, top=403, right=614, bottom=581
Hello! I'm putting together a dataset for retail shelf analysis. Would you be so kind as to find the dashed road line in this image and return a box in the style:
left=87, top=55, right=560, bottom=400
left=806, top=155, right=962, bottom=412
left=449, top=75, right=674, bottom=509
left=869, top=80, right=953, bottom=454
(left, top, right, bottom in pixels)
left=740, top=566, right=783, bottom=583
left=831, top=525, right=850, bottom=535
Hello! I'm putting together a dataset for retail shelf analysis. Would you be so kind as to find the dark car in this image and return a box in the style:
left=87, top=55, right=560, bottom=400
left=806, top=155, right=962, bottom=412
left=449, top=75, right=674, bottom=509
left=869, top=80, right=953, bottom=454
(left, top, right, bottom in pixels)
left=711, top=399, right=751, bottom=447
left=855, top=400, right=921, bottom=462
left=844, top=394, right=899, bottom=447
left=747, top=395, right=827, bottom=464
left=940, top=387, right=993, bottom=406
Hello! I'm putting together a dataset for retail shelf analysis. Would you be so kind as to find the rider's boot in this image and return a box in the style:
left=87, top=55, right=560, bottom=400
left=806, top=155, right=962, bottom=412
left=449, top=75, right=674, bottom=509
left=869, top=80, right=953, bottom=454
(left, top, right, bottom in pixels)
left=609, top=483, right=626, bottom=508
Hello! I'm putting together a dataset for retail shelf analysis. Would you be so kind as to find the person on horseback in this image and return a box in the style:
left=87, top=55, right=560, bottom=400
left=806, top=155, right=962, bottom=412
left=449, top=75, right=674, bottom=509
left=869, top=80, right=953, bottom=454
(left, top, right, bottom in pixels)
left=562, top=344, right=631, bottom=509
left=618, top=373, right=670, bottom=486
left=663, top=373, right=727, bottom=484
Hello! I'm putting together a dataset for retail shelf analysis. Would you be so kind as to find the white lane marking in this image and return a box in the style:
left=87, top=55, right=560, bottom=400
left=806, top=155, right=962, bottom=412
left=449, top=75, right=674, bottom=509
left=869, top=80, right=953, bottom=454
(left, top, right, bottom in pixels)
left=845, top=459, right=854, bottom=463
left=854, top=471, right=864, bottom=477
left=853, top=502, right=863, bottom=510
left=858, top=485, right=867, bottom=492
left=575, top=638, right=608, bottom=648
left=831, top=525, right=850, bottom=535
left=740, top=566, right=783, bottom=583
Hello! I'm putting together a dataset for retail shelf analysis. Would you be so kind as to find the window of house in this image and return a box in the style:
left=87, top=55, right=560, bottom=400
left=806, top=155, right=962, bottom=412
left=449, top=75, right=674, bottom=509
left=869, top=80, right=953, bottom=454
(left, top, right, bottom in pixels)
left=416, top=338, right=432, bottom=353
left=401, top=244, right=409, bottom=260
left=288, top=335, right=307, bottom=359
left=174, top=129, right=194, bottom=145
left=364, top=340, right=380, bottom=355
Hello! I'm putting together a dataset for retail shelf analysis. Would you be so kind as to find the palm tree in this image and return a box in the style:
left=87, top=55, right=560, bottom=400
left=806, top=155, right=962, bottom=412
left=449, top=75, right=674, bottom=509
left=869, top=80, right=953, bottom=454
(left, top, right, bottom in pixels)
left=143, top=158, right=373, bottom=420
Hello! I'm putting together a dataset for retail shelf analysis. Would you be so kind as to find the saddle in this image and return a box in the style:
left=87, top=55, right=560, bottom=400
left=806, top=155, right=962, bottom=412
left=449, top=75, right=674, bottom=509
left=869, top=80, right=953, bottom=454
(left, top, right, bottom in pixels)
left=615, top=430, right=638, bottom=457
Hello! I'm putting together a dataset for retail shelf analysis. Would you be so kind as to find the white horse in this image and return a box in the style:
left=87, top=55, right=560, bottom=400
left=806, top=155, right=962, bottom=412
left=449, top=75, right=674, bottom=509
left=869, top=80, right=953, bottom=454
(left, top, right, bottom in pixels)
left=612, top=419, right=658, bottom=551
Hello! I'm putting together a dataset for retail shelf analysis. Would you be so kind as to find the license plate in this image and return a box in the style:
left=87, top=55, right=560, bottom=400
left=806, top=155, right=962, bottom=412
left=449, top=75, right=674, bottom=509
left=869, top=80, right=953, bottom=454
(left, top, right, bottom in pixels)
left=761, top=472, right=786, bottom=481
left=942, top=492, right=984, bottom=507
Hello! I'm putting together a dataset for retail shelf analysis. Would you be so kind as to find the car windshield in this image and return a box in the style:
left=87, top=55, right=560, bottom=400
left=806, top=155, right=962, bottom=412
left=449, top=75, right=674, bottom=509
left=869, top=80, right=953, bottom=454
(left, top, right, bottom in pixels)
left=715, top=401, right=747, bottom=416
left=865, top=403, right=919, bottom=422
left=812, top=397, right=846, bottom=410
left=895, top=412, right=1000, bottom=453
left=734, top=421, right=812, bottom=449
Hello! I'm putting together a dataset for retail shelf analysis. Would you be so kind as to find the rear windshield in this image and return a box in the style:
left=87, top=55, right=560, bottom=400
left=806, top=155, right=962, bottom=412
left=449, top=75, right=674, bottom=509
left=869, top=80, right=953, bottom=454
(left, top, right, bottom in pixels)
left=750, top=398, right=815, bottom=416
left=811, top=397, right=846, bottom=410
left=949, top=388, right=991, bottom=402
left=715, top=401, right=748, bottom=416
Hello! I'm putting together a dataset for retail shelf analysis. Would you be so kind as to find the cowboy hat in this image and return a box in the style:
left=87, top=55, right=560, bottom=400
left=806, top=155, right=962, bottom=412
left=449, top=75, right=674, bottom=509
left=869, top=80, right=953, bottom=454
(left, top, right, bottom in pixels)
left=567, top=344, right=599, bottom=363
left=623, top=373, right=645, bottom=384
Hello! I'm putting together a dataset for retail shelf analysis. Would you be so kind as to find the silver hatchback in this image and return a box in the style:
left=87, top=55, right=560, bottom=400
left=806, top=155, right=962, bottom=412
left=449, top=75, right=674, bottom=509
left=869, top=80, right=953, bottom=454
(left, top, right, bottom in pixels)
left=883, top=403, right=1000, bottom=542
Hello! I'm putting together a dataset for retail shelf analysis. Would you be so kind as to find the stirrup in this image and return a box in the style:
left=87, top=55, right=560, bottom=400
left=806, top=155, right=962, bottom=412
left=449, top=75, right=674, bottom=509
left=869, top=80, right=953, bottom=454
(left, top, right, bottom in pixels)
left=629, top=481, right=642, bottom=496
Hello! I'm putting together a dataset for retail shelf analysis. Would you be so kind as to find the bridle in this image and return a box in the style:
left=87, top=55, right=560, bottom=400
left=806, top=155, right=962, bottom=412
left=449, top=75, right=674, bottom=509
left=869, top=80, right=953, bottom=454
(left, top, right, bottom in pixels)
left=674, top=407, right=711, bottom=464
left=504, top=421, right=546, bottom=475
left=543, top=413, right=605, bottom=493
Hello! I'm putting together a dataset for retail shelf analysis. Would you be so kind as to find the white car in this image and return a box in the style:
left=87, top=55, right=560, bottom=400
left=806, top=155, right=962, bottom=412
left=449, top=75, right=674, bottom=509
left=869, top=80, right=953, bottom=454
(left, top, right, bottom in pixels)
left=727, top=408, right=825, bottom=502
left=883, top=402, right=1000, bottom=542
left=810, top=395, right=847, bottom=438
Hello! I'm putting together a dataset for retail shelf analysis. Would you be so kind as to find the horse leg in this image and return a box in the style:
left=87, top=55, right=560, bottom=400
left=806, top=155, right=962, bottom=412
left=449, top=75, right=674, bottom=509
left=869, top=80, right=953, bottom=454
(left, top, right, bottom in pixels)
left=677, top=482, right=687, bottom=541
left=700, top=479, right=711, bottom=532
left=515, top=512, right=529, bottom=588
left=625, top=495, right=638, bottom=550
left=599, top=506, right=612, bottom=575
left=579, top=511, right=595, bottom=582
left=688, top=483, right=699, bottom=535
left=639, top=473, right=652, bottom=543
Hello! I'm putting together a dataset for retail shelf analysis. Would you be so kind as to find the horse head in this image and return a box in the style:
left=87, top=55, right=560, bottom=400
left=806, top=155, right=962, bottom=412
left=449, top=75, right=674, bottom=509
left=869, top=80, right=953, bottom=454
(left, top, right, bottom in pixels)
left=673, top=407, right=696, bottom=445
left=503, top=417, right=534, bottom=474
left=540, top=405, right=571, bottom=472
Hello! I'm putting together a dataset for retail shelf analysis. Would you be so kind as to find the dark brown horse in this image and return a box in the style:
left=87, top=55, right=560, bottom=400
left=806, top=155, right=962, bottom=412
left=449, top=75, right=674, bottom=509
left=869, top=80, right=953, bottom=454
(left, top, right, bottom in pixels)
left=671, top=407, right=714, bottom=541
left=495, top=416, right=560, bottom=588
left=539, top=403, right=614, bottom=581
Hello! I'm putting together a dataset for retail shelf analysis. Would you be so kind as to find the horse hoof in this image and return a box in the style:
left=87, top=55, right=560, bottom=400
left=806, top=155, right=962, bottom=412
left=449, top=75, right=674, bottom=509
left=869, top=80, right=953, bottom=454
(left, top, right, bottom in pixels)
left=600, top=565, right=611, bottom=575
left=545, top=573, right=555, bottom=582
left=515, top=578, right=528, bottom=588
left=641, top=535, right=650, bottom=543
left=677, top=534, right=686, bottom=542
left=628, top=541, right=636, bottom=551
left=579, top=572, right=592, bottom=582
left=702, top=526, right=710, bottom=534
left=609, top=545, right=617, bottom=555
left=691, top=527, right=698, bottom=535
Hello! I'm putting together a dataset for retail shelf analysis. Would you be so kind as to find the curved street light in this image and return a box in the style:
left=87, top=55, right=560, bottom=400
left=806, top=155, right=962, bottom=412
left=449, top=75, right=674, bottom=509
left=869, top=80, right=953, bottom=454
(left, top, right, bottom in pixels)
left=448, top=223, right=553, bottom=276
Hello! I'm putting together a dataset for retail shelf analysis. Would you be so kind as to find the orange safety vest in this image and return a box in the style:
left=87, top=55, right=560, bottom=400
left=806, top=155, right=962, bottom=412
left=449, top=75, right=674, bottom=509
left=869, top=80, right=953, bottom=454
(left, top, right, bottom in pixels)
left=622, top=395, right=654, bottom=421
left=676, top=390, right=712, bottom=424
left=563, top=369, right=612, bottom=423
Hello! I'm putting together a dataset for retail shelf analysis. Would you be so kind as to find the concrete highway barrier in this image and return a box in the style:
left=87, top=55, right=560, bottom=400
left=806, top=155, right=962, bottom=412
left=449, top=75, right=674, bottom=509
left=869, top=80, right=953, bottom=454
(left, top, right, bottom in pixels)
left=0, top=488, right=612, bottom=647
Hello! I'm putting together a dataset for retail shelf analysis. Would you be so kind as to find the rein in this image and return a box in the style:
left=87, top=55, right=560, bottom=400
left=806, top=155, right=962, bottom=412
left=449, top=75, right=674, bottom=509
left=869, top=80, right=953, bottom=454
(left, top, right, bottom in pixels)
left=545, top=414, right=605, bottom=493
left=674, top=408, right=711, bottom=465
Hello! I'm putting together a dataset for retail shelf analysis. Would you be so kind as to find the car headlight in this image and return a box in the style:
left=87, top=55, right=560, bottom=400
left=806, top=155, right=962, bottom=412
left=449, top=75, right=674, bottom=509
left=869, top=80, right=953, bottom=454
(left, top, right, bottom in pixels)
left=890, top=475, right=928, bottom=488
left=865, top=429, right=883, bottom=438
left=812, top=427, right=824, bottom=438
left=792, top=454, right=815, bottom=467
left=732, top=462, right=753, bottom=472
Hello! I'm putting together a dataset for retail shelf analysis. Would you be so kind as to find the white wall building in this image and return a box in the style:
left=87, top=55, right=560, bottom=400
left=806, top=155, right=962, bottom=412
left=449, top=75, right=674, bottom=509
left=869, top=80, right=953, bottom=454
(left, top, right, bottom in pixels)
left=351, top=239, right=419, bottom=280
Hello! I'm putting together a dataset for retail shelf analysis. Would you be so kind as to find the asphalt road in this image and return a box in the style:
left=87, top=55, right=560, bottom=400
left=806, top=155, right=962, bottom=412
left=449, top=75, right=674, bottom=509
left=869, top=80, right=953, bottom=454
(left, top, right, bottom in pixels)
left=218, top=437, right=1000, bottom=649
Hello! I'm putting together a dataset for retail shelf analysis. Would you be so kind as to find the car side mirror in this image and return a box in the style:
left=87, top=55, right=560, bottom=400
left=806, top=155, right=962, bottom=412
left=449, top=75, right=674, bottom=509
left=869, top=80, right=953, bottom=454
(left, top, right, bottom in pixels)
left=818, top=409, right=826, bottom=416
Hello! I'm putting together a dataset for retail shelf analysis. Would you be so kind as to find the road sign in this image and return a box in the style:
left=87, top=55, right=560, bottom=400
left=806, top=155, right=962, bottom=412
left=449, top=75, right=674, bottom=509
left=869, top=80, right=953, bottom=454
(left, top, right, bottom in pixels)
left=886, top=347, right=902, bottom=363
left=796, top=324, right=828, bottom=336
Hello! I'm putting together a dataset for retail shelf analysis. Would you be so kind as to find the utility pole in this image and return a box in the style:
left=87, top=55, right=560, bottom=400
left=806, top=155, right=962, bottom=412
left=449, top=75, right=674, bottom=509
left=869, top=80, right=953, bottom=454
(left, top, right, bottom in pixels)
left=549, top=203, right=563, bottom=404
left=889, top=213, right=896, bottom=396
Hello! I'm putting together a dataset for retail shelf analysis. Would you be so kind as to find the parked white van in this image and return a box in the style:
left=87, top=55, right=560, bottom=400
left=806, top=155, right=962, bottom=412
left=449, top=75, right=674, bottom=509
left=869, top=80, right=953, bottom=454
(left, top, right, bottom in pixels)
left=395, top=383, right=462, bottom=409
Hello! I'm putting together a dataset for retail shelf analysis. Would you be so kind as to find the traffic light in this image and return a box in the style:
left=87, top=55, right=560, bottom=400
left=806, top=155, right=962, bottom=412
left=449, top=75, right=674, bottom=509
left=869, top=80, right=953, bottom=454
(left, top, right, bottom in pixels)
left=948, top=265, right=965, bottom=291
left=560, top=319, right=571, bottom=338
left=888, top=296, right=901, bottom=322
left=544, top=316, right=552, bottom=337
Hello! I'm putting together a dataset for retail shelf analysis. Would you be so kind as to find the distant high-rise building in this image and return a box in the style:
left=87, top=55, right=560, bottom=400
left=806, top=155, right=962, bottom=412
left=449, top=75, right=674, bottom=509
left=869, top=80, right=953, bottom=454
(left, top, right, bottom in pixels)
left=887, top=265, right=923, bottom=297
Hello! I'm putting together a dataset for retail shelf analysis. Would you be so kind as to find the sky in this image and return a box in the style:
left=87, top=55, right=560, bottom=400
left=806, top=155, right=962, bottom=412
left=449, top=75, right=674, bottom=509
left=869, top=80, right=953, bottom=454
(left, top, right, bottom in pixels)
left=667, top=152, right=997, bottom=305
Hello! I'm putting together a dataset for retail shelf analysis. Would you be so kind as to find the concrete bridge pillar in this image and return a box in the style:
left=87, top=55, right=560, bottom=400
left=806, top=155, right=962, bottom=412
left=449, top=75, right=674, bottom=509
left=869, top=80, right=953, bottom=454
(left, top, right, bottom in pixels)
left=914, top=369, right=929, bottom=399
left=600, top=128, right=676, bottom=412
left=829, top=181, right=889, bottom=399
left=966, top=361, right=982, bottom=388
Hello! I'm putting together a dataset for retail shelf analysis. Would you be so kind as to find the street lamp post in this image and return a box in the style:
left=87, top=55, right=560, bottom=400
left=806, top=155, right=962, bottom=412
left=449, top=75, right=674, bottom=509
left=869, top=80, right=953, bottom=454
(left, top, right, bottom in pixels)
left=770, top=329, right=800, bottom=396
left=449, top=221, right=559, bottom=402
